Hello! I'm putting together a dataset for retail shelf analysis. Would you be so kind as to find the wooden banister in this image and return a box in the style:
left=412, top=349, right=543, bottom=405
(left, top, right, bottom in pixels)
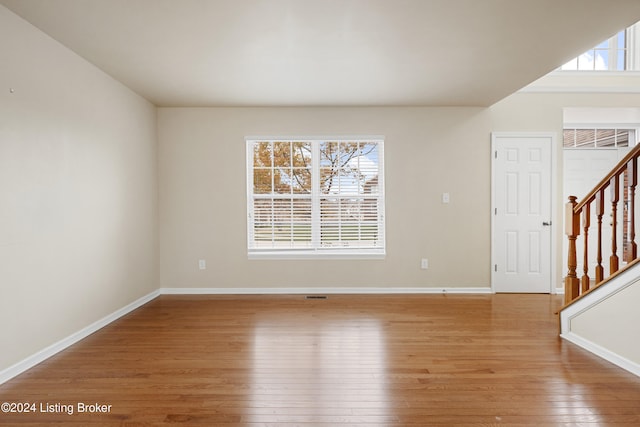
left=575, top=144, right=640, bottom=211
left=564, top=144, right=640, bottom=305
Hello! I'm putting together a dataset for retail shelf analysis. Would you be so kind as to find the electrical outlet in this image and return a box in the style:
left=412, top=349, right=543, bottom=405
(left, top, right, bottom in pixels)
left=198, top=259, right=206, bottom=270
left=421, top=258, right=429, bottom=269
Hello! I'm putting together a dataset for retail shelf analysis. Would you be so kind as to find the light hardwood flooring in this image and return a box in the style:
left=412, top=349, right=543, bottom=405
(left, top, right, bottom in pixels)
left=1, top=293, right=640, bottom=426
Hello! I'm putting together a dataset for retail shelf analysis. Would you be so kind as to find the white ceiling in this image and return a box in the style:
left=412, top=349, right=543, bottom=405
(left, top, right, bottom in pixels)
left=3, top=0, right=640, bottom=107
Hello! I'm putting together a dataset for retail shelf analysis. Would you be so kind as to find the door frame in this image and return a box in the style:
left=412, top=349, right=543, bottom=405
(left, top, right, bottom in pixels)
left=490, top=132, right=559, bottom=294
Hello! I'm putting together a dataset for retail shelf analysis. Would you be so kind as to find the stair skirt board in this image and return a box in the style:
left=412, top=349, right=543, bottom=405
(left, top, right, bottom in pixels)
left=560, top=270, right=640, bottom=378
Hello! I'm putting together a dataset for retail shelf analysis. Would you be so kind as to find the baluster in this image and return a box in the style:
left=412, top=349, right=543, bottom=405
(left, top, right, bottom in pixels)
left=581, top=204, right=590, bottom=293
left=595, top=190, right=604, bottom=284
left=628, top=158, right=637, bottom=261
left=565, top=196, right=580, bottom=305
left=610, top=175, right=620, bottom=274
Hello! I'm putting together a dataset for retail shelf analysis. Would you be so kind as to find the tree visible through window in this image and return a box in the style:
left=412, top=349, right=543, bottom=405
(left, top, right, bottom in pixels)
left=247, top=138, right=385, bottom=257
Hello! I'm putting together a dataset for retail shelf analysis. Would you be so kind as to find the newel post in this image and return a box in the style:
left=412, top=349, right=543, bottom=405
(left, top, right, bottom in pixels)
left=565, top=196, right=580, bottom=305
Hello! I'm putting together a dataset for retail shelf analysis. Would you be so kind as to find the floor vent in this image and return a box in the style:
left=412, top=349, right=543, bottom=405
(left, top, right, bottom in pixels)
left=305, top=295, right=328, bottom=299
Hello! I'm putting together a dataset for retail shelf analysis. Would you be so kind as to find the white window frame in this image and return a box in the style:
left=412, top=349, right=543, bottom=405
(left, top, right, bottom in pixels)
left=246, top=136, right=386, bottom=260
left=563, top=128, right=637, bottom=148
left=628, top=23, right=640, bottom=70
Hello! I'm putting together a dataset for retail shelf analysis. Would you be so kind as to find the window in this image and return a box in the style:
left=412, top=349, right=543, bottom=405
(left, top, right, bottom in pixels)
left=561, top=29, right=628, bottom=71
left=246, top=138, right=385, bottom=258
left=559, top=20, right=640, bottom=71
left=563, top=128, right=635, bottom=148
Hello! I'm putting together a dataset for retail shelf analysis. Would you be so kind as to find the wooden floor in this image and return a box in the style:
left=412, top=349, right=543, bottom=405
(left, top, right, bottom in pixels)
left=1, top=294, right=640, bottom=426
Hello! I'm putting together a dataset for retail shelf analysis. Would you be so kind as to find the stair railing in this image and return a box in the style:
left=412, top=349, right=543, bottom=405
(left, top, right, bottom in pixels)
left=565, top=144, right=640, bottom=305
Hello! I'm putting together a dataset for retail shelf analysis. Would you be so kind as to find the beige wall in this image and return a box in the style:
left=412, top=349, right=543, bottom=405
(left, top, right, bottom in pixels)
left=0, top=6, right=158, bottom=371
left=159, top=92, right=640, bottom=292
left=158, top=107, right=494, bottom=289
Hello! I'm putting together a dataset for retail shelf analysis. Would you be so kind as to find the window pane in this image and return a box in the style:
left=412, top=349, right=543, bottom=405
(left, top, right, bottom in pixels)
left=273, top=141, right=291, bottom=168
left=292, top=199, right=312, bottom=243
left=253, top=199, right=273, bottom=243
left=252, top=197, right=313, bottom=248
left=360, top=142, right=379, bottom=161
left=594, top=50, right=608, bottom=70
left=362, top=199, right=379, bottom=224
left=292, top=142, right=311, bottom=167
left=273, top=199, right=292, bottom=242
left=253, top=142, right=272, bottom=168
left=273, top=167, right=293, bottom=194
left=617, top=31, right=626, bottom=49
left=364, top=177, right=379, bottom=195
left=320, top=141, right=339, bottom=167
left=340, top=142, right=360, bottom=161
left=616, top=130, right=630, bottom=147
left=320, top=198, right=340, bottom=245
left=575, top=129, right=595, bottom=147
left=339, top=170, right=360, bottom=195
left=596, top=129, right=616, bottom=147
left=273, top=176, right=292, bottom=194
left=291, top=168, right=311, bottom=194
left=358, top=142, right=379, bottom=194
left=320, top=197, right=380, bottom=247
left=563, top=129, right=576, bottom=148
left=577, top=52, right=595, bottom=70
left=253, top=169, right=272, bottom=194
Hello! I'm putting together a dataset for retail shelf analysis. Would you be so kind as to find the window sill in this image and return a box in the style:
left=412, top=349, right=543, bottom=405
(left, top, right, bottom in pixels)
left=248, top=249, right=386, bottom=260
left=521, top=72, right=640, bottom=94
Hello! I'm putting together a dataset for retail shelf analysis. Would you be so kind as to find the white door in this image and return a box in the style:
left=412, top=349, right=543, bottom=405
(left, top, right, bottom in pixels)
left=492, top=133, right=553, bottom=293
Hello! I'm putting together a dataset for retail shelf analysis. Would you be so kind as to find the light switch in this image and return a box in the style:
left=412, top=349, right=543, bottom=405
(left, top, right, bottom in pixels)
left=442, top=192, right=450, bottom=204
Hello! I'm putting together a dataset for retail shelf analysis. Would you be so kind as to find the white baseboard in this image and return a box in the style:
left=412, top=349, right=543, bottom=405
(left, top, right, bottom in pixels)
left=0, top=289, right=160, bottom=385
left=561, top=331, right=640, bottom=378
left=0, top=285, right=493, bottom=385
left=159, top=286, right=494, bottom=295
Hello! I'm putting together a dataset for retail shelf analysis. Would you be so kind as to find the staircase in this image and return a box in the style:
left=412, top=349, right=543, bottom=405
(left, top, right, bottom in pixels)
left=560, top=144, right=640, bottom=377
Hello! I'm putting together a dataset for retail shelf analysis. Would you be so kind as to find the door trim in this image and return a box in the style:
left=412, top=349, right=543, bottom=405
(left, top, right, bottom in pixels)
left=491, top=132, right=558, bottom=294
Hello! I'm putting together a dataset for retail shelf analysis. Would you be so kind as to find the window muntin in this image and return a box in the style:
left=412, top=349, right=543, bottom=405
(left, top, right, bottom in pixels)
left=247, top=138, right=385, bottom=258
